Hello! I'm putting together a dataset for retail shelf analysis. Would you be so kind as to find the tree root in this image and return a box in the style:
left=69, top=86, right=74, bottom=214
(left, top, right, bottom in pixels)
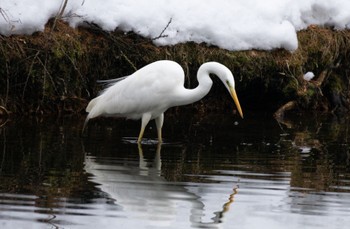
left=0, top=106, right=10, bottom=117
left=274, top=69, right=330, bottom=120
left=0, top=106, right=10, bottom=127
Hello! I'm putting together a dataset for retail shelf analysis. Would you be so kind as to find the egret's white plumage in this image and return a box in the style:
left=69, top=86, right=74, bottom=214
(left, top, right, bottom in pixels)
left=84, top=60, right=243, bottom=143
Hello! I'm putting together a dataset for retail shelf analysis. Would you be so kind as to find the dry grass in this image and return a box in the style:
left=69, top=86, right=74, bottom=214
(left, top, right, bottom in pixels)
left=1, top=20, right=350, bottom=115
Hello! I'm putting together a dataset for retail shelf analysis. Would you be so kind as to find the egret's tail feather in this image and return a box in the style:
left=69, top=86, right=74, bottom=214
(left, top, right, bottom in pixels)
left=83, top=97, right=101, bottom=134
left=82, top=115, right=90, bottom=134
left=83, top=102, right=105, bottom=133
left=86, top=97, right=99, bottom=112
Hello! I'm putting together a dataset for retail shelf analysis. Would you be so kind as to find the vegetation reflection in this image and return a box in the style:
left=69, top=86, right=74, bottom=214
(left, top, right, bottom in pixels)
left=0, top=113, right=349, bottom=228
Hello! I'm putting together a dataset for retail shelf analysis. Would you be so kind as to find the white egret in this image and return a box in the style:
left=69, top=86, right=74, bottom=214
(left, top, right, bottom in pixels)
left=84, top=60, right=243, bottom=143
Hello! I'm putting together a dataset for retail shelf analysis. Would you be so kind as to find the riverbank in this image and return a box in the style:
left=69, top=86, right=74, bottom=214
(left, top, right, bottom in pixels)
left=1, top=20, right=350, bottom=117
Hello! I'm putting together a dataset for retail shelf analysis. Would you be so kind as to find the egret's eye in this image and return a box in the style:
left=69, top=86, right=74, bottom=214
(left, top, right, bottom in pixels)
left=226, top=80, right=231, bottom=87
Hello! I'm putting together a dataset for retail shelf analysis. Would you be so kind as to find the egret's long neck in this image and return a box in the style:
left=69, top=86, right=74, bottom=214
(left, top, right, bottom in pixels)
left=174, top=62, right=226, bottom=106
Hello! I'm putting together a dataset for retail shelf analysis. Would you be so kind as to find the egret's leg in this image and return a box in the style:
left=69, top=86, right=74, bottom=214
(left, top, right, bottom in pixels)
left=138, top=113, right=152, bottom=143
left=155, top=113, right=164, bottom=143
left=154, top=143, right=162, bottom=171
left=137, top=143, right=148, bottom=173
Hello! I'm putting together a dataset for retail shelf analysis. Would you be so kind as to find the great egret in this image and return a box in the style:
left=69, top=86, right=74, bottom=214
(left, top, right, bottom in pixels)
left=84, top=60, right=243, bottom=143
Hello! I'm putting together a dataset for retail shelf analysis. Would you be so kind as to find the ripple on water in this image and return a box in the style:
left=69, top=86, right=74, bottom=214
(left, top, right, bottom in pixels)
left=1, top=115, right=350, bottom=229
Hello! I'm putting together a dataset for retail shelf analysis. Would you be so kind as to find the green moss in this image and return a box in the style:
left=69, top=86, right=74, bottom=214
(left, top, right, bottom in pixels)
left=326, top=74, right=343, bottom=93
left=282, top=77, right=299, bottom=98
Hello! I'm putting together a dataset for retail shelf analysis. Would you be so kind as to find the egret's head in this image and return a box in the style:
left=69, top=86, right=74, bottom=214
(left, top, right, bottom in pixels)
left=220, top=70, right=243, bottom=119
left=204, top=61, right=243, bottom=118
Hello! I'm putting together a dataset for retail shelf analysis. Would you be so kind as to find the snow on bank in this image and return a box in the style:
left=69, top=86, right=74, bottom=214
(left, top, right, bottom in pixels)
left=1, top=0, right=350, bottom=51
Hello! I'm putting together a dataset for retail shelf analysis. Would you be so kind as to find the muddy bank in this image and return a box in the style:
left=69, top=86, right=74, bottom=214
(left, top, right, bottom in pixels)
left=1, top=20, right=350, bottom=117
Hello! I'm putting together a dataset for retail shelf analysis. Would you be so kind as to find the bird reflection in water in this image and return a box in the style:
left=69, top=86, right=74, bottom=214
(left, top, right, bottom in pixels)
left=84, top=143, right=238, bottom=228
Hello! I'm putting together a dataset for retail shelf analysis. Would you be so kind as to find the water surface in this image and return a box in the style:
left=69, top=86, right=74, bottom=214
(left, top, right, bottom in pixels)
left=0, top=112, right=350, bottom=229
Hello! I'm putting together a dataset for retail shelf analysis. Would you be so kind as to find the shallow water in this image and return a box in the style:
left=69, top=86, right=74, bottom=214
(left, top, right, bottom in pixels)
left=0, top=112, right=350, bottom=229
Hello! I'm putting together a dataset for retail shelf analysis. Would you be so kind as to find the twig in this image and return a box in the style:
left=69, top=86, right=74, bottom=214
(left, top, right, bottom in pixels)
left=121, top=51, right=137, bottom=71
left=22, top=50, right=41, bottom=100
left=52, top=0, right=69, bottom=31
left=152, top=18, right=172, bottom=41
left=0, top=7, right=9, bottom=23
left=57, top=0, right=69, bottom=19
left=5, top=61, right=9, bottom=104
left=0, top=7, right=15, bottom=31
left=37, top=54, right=59, bottom=96
left=0, top=128, right=6, bottom=175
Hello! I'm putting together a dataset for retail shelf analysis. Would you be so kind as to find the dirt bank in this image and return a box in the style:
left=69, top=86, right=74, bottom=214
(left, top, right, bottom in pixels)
left=1, top=20, right=350, bottom=117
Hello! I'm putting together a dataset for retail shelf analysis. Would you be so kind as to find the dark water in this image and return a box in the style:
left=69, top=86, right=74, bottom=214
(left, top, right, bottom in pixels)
left=0, top=112, right=350, bottom=229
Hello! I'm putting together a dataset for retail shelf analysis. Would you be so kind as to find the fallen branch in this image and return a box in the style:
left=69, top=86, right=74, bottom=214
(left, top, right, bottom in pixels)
left=310, top=69, right=328, bottom=88
left=274, top=69, right=331, bottom=119
left=273, top=100, right=297, bottom=120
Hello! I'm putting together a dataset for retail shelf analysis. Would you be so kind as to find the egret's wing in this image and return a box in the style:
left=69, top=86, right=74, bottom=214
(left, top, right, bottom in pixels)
left=93, top=61, right=185, bottom=118
left=97, top=76, right=128, bottom=84
left=97, top=76, right=129, bottom=88
left=101, top=71, right=176, bottom=117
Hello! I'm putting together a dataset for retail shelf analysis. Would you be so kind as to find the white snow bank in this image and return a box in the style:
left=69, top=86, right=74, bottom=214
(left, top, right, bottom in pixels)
left=1, top=0, right=350, bottom=51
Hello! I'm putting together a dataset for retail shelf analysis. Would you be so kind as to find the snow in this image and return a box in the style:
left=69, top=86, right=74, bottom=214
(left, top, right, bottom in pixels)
left=303, top=72, right=315, bottom=81
left=1, top=0, right=350, bottom=51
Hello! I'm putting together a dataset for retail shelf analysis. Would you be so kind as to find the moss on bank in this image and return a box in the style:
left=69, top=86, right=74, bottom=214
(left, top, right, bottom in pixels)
left=1, top=20, right=350, bottom=116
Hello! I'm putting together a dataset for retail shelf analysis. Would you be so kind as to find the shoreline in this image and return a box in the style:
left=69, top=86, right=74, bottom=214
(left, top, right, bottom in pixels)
left=1, top=20, right=350, bottom=117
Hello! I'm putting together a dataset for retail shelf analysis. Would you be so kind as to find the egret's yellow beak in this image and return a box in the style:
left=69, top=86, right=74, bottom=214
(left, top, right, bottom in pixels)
left=229, top=87, right=243, bottom=118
